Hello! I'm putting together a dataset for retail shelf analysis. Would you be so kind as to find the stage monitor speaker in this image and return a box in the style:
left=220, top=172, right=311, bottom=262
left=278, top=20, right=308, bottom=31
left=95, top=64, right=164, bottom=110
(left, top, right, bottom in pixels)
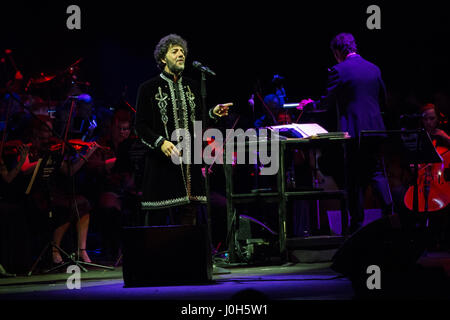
left=236, top=214, right=277, bottom=241
left=331, top=214, right=428, bottom=297
left=122, top=225, right=213, bottom=287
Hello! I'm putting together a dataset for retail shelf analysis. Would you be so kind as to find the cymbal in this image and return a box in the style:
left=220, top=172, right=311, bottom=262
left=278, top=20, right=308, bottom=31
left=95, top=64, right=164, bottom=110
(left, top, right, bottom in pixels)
left=64, top=58, right=83, bottom=75
left=28, top=58, right=83, bottom=85
left=69, top=58, right=83, bottom=68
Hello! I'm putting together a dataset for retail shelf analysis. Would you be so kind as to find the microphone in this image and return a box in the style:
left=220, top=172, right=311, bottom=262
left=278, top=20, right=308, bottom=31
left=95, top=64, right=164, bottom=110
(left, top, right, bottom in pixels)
left=192, top=61, right=216, bottom=76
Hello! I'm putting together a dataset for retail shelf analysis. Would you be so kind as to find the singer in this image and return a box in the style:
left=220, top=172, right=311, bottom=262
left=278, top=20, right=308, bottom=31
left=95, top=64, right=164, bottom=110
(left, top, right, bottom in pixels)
left=135, top=34, right=232, bottom=225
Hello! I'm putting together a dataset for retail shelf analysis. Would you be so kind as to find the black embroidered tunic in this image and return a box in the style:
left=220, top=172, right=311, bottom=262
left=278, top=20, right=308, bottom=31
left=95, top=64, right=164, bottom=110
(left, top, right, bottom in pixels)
left=135, top=71, right=218, bottom=210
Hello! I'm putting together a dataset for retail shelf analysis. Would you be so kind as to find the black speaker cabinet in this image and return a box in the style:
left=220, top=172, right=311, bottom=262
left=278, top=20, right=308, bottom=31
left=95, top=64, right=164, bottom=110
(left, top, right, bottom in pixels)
left=122, top=225, right=213, bottom=287
left=331, top=215, right=429, bottom=297
left=331, top=215, right=427, bottom=276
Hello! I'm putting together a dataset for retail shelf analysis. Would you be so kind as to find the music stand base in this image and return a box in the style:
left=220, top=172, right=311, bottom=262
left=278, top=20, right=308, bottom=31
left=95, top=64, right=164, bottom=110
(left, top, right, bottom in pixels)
left=28, top=242, right=114, bottom=276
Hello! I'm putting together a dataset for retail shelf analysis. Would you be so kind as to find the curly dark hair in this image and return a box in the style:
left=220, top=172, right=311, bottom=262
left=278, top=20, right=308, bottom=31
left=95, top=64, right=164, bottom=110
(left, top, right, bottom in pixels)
left=154, top=34, right=188, bottom=70
left=330, top=33, right=358, bottom=56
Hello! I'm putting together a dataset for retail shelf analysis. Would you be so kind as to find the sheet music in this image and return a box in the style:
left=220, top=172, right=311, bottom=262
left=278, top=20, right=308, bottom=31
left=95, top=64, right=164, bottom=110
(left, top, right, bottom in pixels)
left=267, top=123, right=328, bottom=138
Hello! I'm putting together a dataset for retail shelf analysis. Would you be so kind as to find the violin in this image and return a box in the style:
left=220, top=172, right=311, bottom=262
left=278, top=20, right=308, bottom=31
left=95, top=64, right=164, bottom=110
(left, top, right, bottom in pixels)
left=404, top=144, right=450, bottom=212
left=0, top=140, right=31, bottom=156
left=49, top=138, right=110, bottom=153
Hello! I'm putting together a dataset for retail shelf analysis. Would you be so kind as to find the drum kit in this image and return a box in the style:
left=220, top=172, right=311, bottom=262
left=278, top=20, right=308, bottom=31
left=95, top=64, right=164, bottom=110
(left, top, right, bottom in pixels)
left=0, top=51, right=94, bottom=135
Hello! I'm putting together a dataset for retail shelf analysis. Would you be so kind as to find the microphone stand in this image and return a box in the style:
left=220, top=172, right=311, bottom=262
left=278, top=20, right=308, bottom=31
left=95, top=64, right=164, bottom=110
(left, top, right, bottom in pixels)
left=199, top=70, right=214, bottom=270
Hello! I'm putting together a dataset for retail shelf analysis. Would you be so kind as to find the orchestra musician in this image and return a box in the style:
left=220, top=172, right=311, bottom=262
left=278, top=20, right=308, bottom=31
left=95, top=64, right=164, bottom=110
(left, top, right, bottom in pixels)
left=250, top=75, right=295, bottom=128
left=252, top=93, right=293, bottom=128
left=85, top=108, right=137, bottom=261
left=298, top=33, right=393, bottom=233
left=0, top=142, right=31, bottom=276
left=415, top=103, right=450, bottom=249
left=22, top=115, right=99, bottom=265
left=421, top=103, right=450, bottom=148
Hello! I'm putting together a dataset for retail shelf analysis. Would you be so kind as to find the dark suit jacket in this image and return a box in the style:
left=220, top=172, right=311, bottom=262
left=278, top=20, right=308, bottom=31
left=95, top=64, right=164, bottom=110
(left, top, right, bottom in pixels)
left=314, top=54, right=387, bottom=139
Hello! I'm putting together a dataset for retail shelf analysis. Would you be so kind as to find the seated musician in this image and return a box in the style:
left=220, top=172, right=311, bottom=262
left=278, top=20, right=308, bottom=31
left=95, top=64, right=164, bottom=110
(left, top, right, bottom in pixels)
left=421, top=103, right=450, bottom=148
left=419, top=103, right=450, bottom=249
left=1, top=144, right=29, bottom=182
left=22, top=115, right=99, bottom=265
left=0, top=143, right=31, bottom=276
left=84, top=109, right=136, bottom=261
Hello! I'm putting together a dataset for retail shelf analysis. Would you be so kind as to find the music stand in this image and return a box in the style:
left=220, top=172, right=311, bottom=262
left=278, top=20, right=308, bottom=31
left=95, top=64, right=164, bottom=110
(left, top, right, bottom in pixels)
left=359, top=130, right=442, bottom=215
left=26, top=152, right=86, bottom=275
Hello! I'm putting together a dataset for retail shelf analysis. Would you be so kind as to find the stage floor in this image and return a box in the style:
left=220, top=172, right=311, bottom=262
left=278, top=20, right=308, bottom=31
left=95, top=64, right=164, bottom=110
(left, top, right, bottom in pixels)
left=0, top=261, right=355, bottom=300
left=1, top=250, right=450, bottom=301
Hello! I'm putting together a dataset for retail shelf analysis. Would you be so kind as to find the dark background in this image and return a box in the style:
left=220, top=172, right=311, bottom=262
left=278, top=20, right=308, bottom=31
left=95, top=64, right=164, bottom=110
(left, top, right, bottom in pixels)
left=1, top=1, right=450, bottom=129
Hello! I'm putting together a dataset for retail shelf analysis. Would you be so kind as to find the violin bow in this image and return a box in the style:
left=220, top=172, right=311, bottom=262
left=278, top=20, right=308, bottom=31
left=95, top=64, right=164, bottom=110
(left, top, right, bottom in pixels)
left=61, top=98, right=77, bottom=155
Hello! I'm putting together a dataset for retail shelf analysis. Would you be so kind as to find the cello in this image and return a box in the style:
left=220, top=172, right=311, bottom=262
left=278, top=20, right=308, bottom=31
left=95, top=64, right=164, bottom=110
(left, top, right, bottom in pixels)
left=404, top=142, right=450, bottom=212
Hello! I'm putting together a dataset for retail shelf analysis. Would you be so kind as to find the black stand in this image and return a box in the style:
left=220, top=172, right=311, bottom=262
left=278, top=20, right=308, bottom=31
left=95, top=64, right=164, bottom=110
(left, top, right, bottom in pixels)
left=30, top=241, right=114, bottom=275
left=198, top=71, right=214, bottom=265
left=29, top=242, right=84, bottom=275
left=197, top=69, right=229, bottom=275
